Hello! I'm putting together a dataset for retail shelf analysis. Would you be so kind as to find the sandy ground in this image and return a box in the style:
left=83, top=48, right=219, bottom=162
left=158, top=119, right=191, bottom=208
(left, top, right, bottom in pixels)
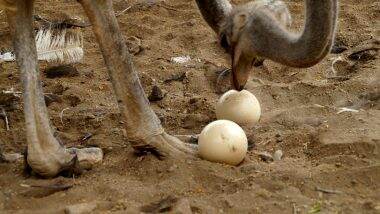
left=0, top=0, right=379, bottom=213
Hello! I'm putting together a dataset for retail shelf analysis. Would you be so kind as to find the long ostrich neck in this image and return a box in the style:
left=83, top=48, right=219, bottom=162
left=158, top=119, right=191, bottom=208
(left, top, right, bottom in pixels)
left=296, top=0, right=335, bottom=61
left=195, top=0, right=232, bottom=33
left=250, top=0, right=337, bottom=67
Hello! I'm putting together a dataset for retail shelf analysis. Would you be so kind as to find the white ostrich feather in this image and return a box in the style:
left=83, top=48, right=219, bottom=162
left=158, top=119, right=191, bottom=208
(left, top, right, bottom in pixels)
left=35, top=28, right=84, bottom=63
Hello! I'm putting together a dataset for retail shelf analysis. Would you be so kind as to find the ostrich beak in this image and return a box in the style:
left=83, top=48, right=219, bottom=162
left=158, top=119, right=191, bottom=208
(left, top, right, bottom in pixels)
left=231, top=44, right=253, bottom=91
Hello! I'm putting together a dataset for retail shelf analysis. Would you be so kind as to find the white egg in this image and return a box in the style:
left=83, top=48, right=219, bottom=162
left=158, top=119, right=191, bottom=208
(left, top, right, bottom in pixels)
left=216, top=89, right=261, bottom=126
left=198, top=120, right=248, bottom=165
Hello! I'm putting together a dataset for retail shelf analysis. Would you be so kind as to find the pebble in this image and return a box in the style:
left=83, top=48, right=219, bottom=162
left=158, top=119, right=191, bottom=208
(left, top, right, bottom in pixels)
left=273, top=150, right=283, bottom=161
left=64, top=202, right=97, bottom=214
left=148, top=85, right=165, bottom=102
left=258, top=152, right=273, bottom=163
left=125, top=36, right=142, bottom=55
left=167, top=164, right=178, bottom=172
left=223, top=199, right=234, bottom=208
left=44, top=93, right=62, bottom=106
left=172, top=198, right=192, bottom=214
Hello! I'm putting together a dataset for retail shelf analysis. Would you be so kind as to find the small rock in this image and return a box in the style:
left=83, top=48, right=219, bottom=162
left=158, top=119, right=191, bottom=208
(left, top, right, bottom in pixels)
left=223, top=199, right=234, bottom=208
left=64, top=202, right=97, bottom=214
left=148, top=85, right=165, bottom=102
left=164, top=72, right=187, bottom=83
left=172, top=198, right=192, bottom=214
left=167, top=164, right=178, bottom=172
left=44, top=93, right=62, bottom=106
left=2, top=153, right=24, bottom=163
left=44, top=65, right=79, bottom=78
left=140, top=195, right=178, bottom=213
left=258, top=152, right=273, bottom=162
left=125, top=36, right=142, bottom=55
left=67, top=147, right=103, bottom=170
left=273, top=150, right=283, bottom=161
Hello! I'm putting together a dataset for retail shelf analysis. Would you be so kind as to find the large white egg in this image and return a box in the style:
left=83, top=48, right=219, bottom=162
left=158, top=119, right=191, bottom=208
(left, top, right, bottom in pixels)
left=198, top=120, right=248, bottom=165
left=216, top=90, right=261, bottom=126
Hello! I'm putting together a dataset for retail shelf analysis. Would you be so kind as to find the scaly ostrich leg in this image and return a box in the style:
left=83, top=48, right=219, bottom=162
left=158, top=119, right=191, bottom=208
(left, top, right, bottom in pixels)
left=6, top=0, right=102, bottom=178
left=78, top=0, right=196, bottom=158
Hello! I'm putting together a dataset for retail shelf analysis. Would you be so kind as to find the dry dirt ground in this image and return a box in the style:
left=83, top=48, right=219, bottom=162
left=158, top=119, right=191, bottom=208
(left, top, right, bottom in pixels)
left=0, top=0, right=379, bottom=213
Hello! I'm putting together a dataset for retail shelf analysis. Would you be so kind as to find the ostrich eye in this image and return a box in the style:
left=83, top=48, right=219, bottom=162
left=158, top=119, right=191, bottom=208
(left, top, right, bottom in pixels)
left=220, top=33, right=230, bottom=52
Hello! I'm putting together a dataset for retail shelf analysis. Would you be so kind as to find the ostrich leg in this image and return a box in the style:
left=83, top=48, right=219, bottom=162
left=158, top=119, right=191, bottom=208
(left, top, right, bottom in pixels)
left=6, top=0, right=102, bottom=177
left=78, top=0, right=196, bottom=158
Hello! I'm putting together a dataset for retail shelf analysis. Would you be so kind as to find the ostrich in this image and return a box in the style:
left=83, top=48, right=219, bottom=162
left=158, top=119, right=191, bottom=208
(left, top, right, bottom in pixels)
left=0, top=0, right=337, bottom=178
left=197, top=0, right=338, bottom=90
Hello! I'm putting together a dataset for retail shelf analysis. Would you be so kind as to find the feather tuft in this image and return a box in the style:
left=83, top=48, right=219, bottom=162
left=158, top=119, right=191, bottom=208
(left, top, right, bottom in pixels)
left=35, top=28, right=84, bottom=64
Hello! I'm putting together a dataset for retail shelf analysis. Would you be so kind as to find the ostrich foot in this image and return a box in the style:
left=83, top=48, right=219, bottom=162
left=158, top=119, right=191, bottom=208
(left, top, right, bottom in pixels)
left=133, top=133, right=198, bottom=159
left=26, top=146, right=103, bottom=178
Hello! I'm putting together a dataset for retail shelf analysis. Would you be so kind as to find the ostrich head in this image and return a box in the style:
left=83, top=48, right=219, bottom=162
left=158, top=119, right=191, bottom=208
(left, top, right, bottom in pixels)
left=196, top=0, right=338, bottom=90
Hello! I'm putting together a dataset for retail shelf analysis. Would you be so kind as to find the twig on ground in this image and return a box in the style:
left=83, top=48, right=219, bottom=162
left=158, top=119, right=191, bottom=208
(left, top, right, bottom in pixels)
left=164, top=72, right=187, bottom=83
left=330, top=56, right=343, bottom=75
left=2, top=88, right=22, bottom=98
left=59, top=107, right=70, bottom=126
left=337, top=107, right=359, bottom=114
left=251, top=77, right=265, bottom=85
left=0, top=107, right=9, bottom=131
left=115, top=5, right=132, bottom=17
left=315, top=186, right=343, bottom=194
